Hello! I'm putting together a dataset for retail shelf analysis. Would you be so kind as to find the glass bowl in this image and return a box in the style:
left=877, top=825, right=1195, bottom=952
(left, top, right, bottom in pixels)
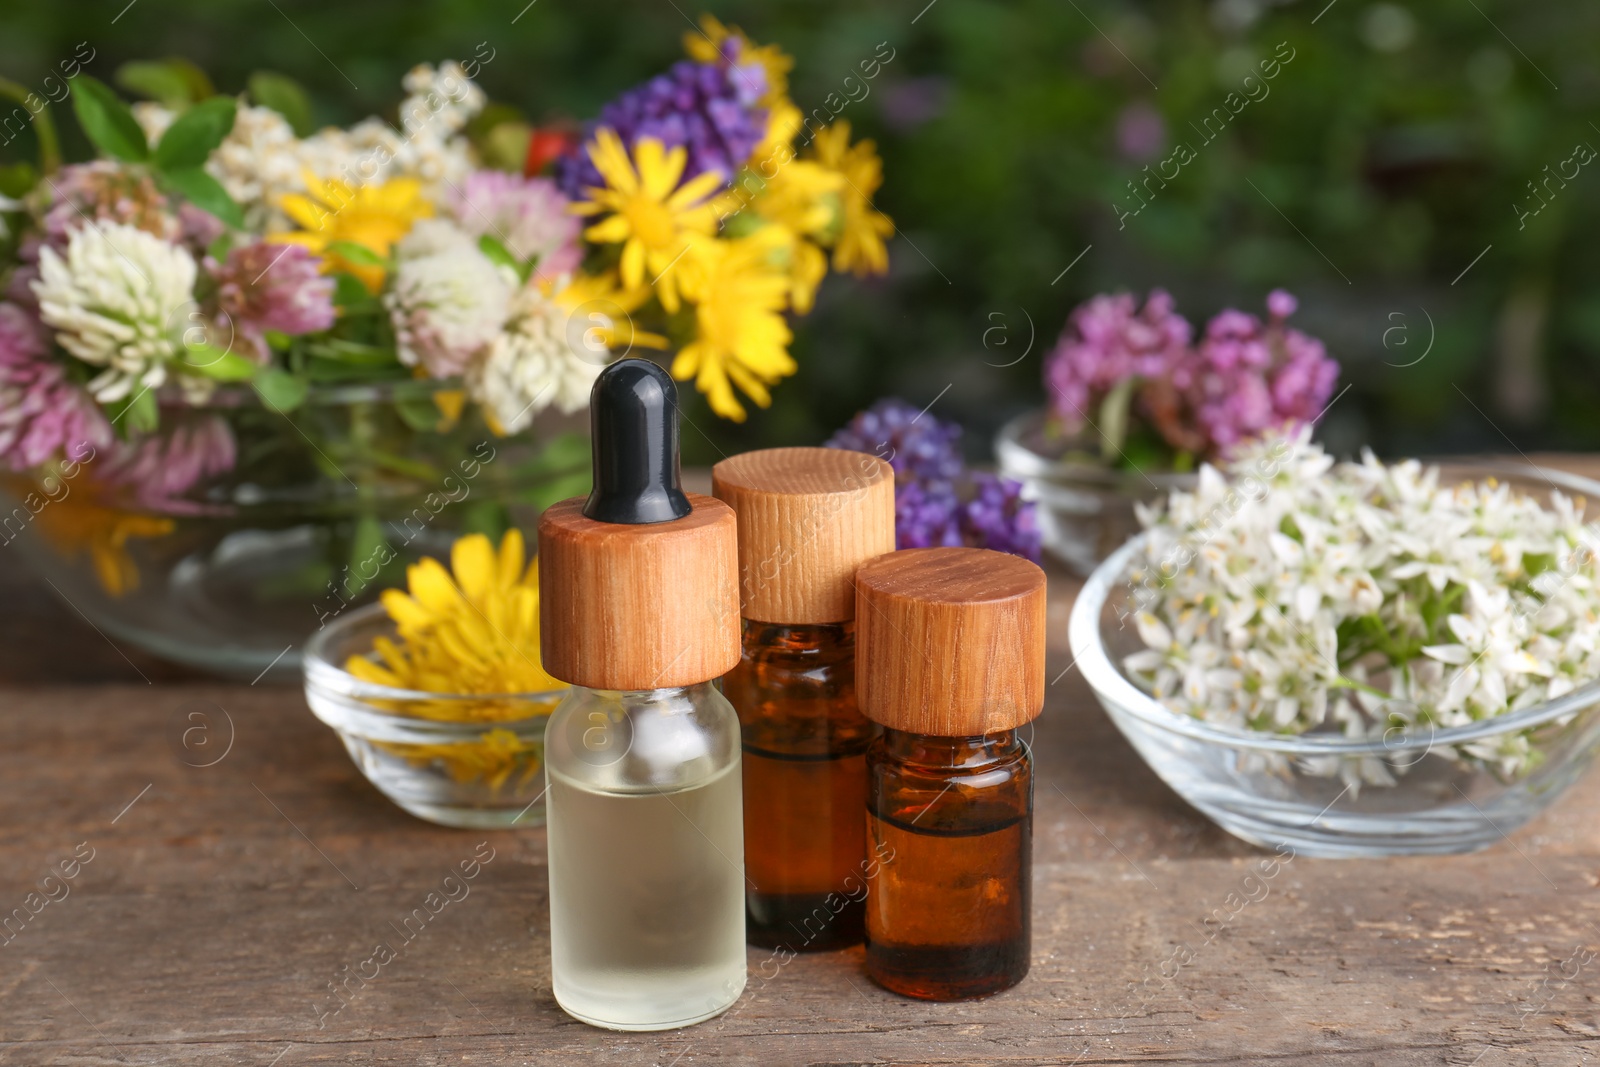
left=303, top=602, right=564, bottom=828
left=995, top=409, right=1195, bottom=576
left=1, top=380, right=587, bottom=683
left=1067, top=462, right=1600, bottom=857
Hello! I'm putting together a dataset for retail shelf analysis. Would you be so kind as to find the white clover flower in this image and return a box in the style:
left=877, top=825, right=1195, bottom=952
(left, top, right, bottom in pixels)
left=385, top=227, right=513, bottom=379
left=1125, top=429, right=1600, bottom=787
left=466, top=280, right=605, bottom=434
left=32, top=221, right=199, bottom=403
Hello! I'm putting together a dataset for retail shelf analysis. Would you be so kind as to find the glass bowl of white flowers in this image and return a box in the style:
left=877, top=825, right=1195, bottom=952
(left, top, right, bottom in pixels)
left=1068, top=435, right=1600, bottom=857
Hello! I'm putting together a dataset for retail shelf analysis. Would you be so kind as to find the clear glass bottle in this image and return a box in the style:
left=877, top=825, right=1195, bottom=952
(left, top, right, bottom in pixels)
left=722, top=620, right=874, bottom=951
left=544, top=682, right=747, bottom=1030
left=537, top=359, right=746, bottom=1031
left=865, top=726, right=1032, bottom=999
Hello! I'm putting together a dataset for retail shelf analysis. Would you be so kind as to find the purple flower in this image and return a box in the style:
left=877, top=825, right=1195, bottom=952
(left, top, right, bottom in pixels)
left=1115, top=102, right=1166, bottom=161
left=1044, top=289, right=1192, bottom=434
left=0, top=302, right=112, bottom=472
left=895, top=478, right=963, bottom=549
left=555, top=42, right=768, bottom=198
left=824, top=397, right=964, bottom=483
left=829, top=398, right=1040, bottom=560
left=205, top=243, right=336, bottom=362
left=961, top=473, right=1042, bottom=562
left=447, top=170, right=582, bottom=278
left=1170, top=291, right=1338, bottom=451
left=99, top=416, right=236, bottom=508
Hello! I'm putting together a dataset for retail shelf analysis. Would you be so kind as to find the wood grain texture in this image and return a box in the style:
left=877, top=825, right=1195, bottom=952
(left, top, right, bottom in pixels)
left=3, top=460, right=1600, bottom=1066
left=712, top=447, right=895, bottom=625
left=857, top=547, right=1048, bottom=735
left=537, top=492, right=740, bottom=690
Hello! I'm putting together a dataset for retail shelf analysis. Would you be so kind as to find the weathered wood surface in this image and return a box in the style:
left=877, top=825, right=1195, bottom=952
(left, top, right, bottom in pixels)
left=3, top=459, right=1600, bottom=1066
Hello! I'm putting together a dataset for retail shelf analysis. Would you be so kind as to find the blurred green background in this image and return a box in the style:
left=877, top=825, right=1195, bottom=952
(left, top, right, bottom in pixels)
left=4, top=0, right=1595, bottom=464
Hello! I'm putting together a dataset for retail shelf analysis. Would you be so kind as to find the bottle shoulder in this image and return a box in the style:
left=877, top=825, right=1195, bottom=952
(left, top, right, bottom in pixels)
left=867, top=733, right=1032, bottom=834
left=546, top=683, right=741, bottom=794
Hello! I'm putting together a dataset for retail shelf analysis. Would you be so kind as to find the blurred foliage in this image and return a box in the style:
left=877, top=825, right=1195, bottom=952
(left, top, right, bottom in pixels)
left=1, top=0, right=1596, bottom=462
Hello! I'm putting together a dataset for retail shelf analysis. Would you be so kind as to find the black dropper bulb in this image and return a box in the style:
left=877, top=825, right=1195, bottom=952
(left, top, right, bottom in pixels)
left=583, top=358, right=692, bottom=525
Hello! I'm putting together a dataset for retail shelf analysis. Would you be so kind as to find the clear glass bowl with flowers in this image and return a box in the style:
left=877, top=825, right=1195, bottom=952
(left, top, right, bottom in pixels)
left=304, top=529, right=565, bottom=828
left=997, top=288, right=1339, bottom=574
left=1068, top=432, right=1600, bottom=856
left=0, top=16, right=892, bottom=679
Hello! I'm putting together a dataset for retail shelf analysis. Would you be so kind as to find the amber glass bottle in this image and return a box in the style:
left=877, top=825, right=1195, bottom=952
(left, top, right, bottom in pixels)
left=855, top=546, right=1047, bottom=1001
left=713, top=447, right=895, bottom=953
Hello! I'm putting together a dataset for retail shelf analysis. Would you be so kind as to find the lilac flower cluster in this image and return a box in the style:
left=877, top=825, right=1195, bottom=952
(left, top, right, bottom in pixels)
left=555, top=41, right=768, bottom=199
left=826, top=398, right=1041, bottom=562
left=1044, top=288, right=1339, bottom=460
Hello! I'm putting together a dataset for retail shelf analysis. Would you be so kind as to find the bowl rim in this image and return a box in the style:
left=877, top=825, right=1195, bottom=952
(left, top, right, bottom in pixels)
left=303, top=601, right=566, bottom=721
left=995, top=409, right=1202, bottom=488
left=1067, top=459, right=1600, bottom=756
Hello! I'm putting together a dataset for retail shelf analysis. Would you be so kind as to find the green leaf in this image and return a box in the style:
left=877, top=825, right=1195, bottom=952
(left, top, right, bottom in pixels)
left=153, top=96, right=236, bottom=171
left=254, top=369, right=309, bottom=412
left=325, top=240, right=390, bottom=270
left=246, top=71, right=313, bottom=137
left=478, top=234, right=521, bottom=275
left=307, top=339, right=396, bottom=366
left=70, top=76, right=148, bottom=162
left=115, top=58, right=213, bottom=108
left=395, top=395, right=443, bottom=432
left=0, top=162, right=36, bottom=199
left=177, top=343, right=258, bottom=381
left=330, top=272, right=374, bottom=309
left=161, top=167, right=244, bottom=229
left=107, top=387, right=159, bottom=436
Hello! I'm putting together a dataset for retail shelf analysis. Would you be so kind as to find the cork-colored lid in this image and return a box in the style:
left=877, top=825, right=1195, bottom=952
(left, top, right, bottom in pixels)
left=711, top=447, right=895, bottom=624
left=856, top=547, right=1047, bottom=735
left=538, top=492, right=741, bottom=690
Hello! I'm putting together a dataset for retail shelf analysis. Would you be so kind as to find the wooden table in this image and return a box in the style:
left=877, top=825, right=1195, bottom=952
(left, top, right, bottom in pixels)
left=4, top=461, right=1600, bottom=1066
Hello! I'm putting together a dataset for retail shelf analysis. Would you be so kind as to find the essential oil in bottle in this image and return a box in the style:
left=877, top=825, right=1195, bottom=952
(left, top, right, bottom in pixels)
left=538, top=359, right=745, bottom=1031
left=712, top=447, right=895, bottom=953
left=855, top=546, right=1047, bottom=1001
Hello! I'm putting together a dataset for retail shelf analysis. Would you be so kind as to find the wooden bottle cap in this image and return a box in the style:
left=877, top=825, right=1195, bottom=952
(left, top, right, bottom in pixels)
left=711, top=447, right=895, bottom=624
left=538, top=492, right=741, bottom=691
left=856, top=547, right=1047, bottom=736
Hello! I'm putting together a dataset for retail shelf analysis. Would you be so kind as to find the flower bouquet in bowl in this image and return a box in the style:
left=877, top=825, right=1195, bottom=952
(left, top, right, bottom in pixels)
left=1068, top=431, right=1600, bottom=856
left=0, top=15, right=891, bottom=678
left=997, top=289, right=1338, bottom=574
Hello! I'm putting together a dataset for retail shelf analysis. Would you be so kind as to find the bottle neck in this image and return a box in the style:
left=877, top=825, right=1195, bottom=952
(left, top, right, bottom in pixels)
left=880, top=726, right=1024, bottom=770
left=571, top=680, right=716, bottom=703
left=740, top=619, right=854, bottom=653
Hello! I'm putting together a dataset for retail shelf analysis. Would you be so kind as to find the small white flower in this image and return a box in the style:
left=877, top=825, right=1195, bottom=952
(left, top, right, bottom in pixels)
left=33, top=221, right=198, bottom=403
left=465, top=280, right=605, bottom=434
left=385, top=233, right=513, bottom=379
left=1126, top=432, right=1600, bottom=785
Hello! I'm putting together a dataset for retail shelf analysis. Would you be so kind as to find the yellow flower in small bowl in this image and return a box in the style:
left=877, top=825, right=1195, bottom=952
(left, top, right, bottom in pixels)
left=303, top=530, right=565, bottom=828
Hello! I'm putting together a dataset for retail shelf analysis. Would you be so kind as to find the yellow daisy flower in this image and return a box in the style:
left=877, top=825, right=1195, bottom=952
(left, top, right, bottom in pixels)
left=30, top=495, right=174, bottom=598
left=271, top=173, right=434, bottom=292
left=548, top=270, right=668, bottom=352
left=808, top=121, right=895, bottom=276
left=346, top=529, right=562, bottom=708
left=571, top=130, right=722, bottom=313
left=740, top=161, right=846, bottom=312
left=674, top=233, right=795, bottom=422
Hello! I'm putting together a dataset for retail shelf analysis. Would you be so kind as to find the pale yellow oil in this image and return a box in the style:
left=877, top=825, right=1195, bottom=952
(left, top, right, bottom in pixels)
left=546, top=756, right=747, bottom=1030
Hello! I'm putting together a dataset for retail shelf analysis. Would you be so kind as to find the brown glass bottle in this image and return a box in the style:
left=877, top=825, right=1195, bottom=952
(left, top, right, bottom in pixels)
left=722, top=621, right=875, bottom=951
left=711, top=447, right=896, bottom=954
left=865, top=727, right=1032, bottom=999
left=854, top=546, right=1047, bottom=1001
